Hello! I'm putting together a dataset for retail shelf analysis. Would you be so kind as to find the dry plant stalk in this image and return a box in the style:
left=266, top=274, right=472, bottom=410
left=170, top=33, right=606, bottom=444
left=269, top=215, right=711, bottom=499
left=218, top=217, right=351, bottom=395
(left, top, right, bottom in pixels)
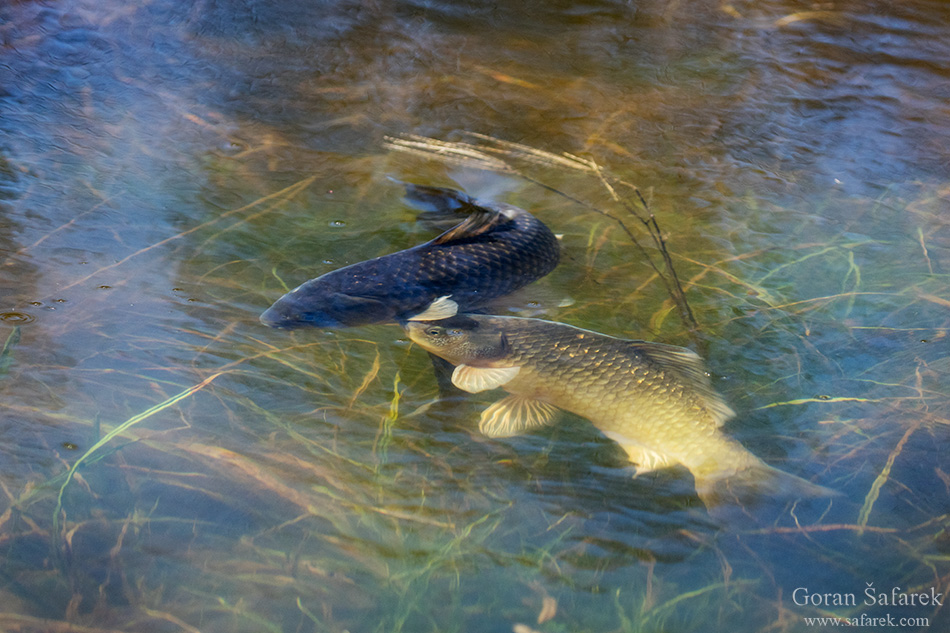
left=383, top=133, right=699, bottom=332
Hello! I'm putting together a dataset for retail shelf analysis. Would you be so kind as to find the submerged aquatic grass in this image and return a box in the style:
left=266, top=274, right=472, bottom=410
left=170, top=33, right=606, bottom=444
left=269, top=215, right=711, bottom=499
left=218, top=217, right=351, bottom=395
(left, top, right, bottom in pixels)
left=52, top=371, right=225, bottom=552
left=0, top=128, right=947, bottom=633
left=0, top=326, right=19, bottom=380
left=385, top=133, right=699, bottom=334
left=3, top=0, right=950, bottom=628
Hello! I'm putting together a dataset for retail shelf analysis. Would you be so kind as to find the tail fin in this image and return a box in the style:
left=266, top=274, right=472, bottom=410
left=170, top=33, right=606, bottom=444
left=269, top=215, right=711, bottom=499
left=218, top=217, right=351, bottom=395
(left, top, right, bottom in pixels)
left=399, top=182, right=478, bottom=216
left=695, top=461, right=838, bottom=510
left=396, top=182, right=516, bottom=241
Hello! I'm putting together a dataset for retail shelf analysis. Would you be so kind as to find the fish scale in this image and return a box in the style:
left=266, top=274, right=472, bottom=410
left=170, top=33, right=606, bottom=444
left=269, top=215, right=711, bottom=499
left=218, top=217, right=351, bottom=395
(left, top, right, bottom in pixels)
left=261, top=184, right=560, bottom=329
left=406, top=314, right=836, bottom=508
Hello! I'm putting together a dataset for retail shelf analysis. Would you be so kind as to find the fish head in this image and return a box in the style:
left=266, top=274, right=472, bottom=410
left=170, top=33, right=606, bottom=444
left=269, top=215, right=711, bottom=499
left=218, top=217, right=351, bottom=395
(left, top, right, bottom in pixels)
left=404, top=315, right=510, bottom=365
left=261, top=280, right=392, bottom=329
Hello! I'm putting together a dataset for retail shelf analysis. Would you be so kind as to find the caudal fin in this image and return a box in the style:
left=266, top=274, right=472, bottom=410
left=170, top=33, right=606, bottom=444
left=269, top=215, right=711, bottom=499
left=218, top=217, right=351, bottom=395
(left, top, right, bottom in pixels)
left=695, top=461, right=838, bottom=509
left=398, top=182, right=478, bottom=215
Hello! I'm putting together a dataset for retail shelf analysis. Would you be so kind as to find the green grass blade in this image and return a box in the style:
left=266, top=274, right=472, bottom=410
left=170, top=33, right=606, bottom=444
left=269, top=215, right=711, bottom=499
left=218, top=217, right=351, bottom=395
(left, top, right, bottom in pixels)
left=52, top=372, right=225, bottom=539
left=0, top=326, right=21, bottom=379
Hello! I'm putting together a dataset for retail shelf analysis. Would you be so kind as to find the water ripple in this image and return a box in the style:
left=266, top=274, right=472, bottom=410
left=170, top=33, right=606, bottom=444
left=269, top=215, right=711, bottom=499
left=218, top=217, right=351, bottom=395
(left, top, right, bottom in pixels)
left=0, top=311, right=36, bottom=324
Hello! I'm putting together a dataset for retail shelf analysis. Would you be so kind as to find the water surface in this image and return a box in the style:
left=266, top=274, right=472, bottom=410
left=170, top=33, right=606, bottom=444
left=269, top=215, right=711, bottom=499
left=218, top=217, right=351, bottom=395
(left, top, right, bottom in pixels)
left=1, top=1, right=948, bottom=631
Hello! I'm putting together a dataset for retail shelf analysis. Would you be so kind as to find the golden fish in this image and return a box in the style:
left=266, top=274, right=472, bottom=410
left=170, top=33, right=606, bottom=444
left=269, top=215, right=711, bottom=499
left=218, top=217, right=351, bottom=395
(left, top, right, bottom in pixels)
left=405, top=315, right=834, bottom=508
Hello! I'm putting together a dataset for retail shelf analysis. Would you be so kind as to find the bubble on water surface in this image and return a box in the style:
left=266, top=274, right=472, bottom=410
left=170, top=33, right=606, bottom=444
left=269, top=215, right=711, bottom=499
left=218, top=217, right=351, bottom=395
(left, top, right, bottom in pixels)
left=0, top=312, right=35, bottom=324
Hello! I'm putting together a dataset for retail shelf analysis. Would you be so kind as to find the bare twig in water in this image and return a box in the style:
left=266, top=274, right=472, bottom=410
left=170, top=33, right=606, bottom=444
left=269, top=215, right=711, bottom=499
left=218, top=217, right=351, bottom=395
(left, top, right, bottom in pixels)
left=383, top=133, right=699, bottom=332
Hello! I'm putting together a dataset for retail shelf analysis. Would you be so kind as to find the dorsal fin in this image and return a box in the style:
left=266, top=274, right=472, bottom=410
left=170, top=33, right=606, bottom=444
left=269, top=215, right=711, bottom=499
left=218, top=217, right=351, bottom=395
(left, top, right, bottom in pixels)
left=428, top=207, right=513, bottom=245
left=629, top=342, right=736, bottom=426
left=398, top=182, right=520, bottom=244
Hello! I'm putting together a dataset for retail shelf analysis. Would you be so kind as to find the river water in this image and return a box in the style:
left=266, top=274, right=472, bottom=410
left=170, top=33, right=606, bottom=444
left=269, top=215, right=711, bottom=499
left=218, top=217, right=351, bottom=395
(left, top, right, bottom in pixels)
left=1, top=1, right=948, bottom=631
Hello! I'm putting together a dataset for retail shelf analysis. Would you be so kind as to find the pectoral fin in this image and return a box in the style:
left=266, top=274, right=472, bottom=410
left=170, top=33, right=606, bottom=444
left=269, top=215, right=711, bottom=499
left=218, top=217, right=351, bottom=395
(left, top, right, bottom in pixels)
left=478, top=395, right=560, bottom=438
left=407, top=295, right=459, bottom=321
left=451, top=364, right=520, bottom=393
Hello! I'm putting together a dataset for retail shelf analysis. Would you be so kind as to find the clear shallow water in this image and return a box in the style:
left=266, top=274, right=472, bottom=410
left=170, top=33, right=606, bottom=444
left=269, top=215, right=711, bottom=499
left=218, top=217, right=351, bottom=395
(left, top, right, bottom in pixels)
left=1, top=1, right=948, bottom=632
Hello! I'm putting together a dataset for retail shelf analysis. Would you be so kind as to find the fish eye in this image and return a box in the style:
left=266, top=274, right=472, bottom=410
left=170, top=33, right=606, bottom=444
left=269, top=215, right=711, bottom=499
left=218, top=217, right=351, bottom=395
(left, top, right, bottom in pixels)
left=425, top=326, right=444, bottom=336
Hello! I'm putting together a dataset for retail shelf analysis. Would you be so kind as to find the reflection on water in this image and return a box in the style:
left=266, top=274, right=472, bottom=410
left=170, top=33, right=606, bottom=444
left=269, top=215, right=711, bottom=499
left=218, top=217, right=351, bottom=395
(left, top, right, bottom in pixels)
left=0, top=0, right=948, bottom=631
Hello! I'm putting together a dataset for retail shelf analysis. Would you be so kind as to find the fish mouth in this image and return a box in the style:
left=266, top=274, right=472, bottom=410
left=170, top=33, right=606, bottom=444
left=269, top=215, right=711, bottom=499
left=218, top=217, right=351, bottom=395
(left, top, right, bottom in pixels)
left=259, top=307, right=284, bottom=328
left=400, top=314, right=478, bottom=333
left=259, top=306, right=342, bottom=329
left=401, top=320, right=426, bottom=339
left=401, top=321, right=441, bottom=349
left=259, top=305, right=297, bottom=328
left=259, top=309, right=299, bottom=329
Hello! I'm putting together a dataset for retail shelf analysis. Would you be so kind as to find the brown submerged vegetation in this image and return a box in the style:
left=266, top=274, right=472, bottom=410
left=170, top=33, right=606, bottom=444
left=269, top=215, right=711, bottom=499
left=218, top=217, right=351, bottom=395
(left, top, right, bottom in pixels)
left=0, top=131, right=948, bottom=633
left=384, top=133, right=700, bottom=334
left=2, top=0, right=950, bottom=629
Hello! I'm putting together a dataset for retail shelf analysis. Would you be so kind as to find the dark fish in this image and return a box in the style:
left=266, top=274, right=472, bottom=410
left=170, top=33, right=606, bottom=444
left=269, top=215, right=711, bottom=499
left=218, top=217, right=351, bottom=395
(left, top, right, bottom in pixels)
left=405, top=314, right=836, bottom=508
left=260, top=184, right=560, bottom=329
